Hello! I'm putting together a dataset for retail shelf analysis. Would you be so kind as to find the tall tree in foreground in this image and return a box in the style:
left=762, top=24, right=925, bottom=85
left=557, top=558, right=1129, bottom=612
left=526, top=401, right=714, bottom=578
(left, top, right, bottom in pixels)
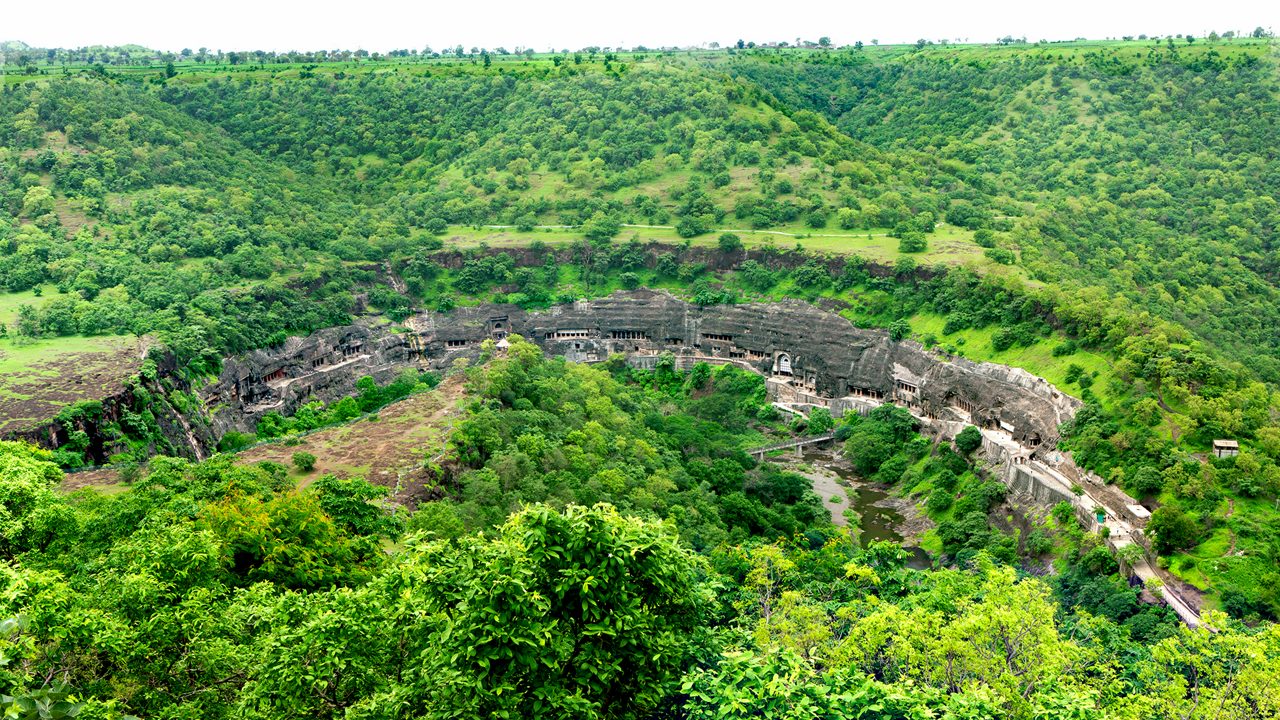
left=242, top=503, right=715, bottom=719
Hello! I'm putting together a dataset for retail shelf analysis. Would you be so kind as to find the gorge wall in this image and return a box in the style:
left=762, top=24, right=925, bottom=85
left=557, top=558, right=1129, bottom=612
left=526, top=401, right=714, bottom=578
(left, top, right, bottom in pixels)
left=20, top=288, right=1189, bottom=623
left=202, top=289, right=1081, bottom=451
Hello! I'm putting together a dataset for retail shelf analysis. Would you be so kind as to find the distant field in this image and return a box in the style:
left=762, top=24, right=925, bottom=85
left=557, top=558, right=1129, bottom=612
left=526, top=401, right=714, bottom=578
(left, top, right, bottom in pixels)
left=0, top=286, right=153, bottom=433
left=0, top=286, right=45, bottom=327
left=5, top=38, right=1269, bottom=88
left=441, top=221, right=1004, bottom=270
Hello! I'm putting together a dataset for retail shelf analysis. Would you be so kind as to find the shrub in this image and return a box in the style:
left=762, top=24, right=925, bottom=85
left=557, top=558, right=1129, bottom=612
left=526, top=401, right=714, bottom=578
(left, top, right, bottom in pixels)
left=1026, top=530, right=1054, bottom=556
left=292, top=452, right=317, bottom=472
left=1148, top=506, right=1198, bottom=555
left=875, top=454, right=911, bottom=484
left=927, top=488, right=954, bottom=513
left=1064, top=364, right=1085, bottom=383
left=1051, top=501, right=1077, bottom=527
left=985, top=247, right=1016, bottom=264
left=717, top=233, right=743, bottom=254
left=582, top=211, right=621, bottom=241
left=676, top=214, right=711, bottom=238
left=1129, top=466, right=1163, bottom=496
left=807, top=407, right=834, bottom=434
left=954, top=426, right=983, bottom=454
left=218, top=431, right=255, bottom=453
left=991, top=327, right=1016, bottom=352
left=407, top=501, right=466, bottom=540
left=898, top=232, right=928, bottom=253
left=791, top=260, right=831, bottom=289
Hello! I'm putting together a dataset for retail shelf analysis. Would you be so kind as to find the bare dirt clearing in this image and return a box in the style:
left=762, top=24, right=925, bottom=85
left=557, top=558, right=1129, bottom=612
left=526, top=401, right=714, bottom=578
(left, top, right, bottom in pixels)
left=59, top=374, right=469, bottom=505
left=233, top=373, right=468, bottom=504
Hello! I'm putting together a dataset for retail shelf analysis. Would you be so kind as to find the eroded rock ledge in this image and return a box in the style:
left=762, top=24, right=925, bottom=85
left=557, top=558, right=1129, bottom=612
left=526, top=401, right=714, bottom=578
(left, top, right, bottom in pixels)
left=205, top=289, right=1080, bottom=450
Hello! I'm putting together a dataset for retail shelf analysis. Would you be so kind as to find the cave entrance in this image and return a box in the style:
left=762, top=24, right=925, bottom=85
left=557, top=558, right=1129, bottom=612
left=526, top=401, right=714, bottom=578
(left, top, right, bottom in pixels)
left=775, top=353, right=793, bottom=376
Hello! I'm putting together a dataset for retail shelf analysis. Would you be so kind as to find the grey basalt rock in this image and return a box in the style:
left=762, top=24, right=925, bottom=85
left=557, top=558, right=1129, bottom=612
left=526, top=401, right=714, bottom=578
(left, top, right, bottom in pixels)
left=202, top=290, right=1081, bottom=448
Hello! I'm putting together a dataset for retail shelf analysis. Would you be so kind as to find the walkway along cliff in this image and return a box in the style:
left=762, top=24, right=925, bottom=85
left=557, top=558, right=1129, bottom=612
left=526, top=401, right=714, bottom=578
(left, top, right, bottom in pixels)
left=205, top=289, right=1079, bottom=447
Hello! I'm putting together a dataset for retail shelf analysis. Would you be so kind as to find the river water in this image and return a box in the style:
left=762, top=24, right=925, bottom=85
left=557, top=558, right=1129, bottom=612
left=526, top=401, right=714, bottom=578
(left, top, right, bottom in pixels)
left=776, top=447, right=932, bottom=569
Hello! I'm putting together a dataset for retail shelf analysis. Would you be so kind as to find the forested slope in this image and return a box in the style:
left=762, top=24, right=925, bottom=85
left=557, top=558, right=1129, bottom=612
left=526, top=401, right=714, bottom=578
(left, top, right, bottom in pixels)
left=3, top=344, right=1278, bottom=719
left=723, top=43, right=1280, bottom=380
left=0, top=80, right=361, bottom=369
left=156, top=64, right=957, bottom=234
left=2, top=38, right=1280, bottom=675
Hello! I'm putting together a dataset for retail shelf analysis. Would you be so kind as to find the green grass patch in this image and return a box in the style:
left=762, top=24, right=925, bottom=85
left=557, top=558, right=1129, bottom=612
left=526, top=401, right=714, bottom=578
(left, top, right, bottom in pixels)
left=0, top=334, right=143, bottom=433
left=438, top=222, right=1006, bottom=271
left=906, top=312, right=1117, bottom=407
left=0, top=334, right=132, bottom=377
left=0, top=287, right=48, bottom=328
left=917, top=529, right=943, bottom=556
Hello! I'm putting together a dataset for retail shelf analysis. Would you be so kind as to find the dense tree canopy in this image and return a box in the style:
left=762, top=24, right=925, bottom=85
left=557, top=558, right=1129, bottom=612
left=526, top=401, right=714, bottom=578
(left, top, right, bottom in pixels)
left=4, top=356, right=1279, bottom=719
left=3, top=37, right=1280, bottom=716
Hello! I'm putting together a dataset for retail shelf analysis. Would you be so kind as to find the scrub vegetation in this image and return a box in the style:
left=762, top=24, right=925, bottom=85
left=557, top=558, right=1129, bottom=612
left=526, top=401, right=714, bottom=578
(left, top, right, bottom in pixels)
left=2, top=33, right=1279, bottom=717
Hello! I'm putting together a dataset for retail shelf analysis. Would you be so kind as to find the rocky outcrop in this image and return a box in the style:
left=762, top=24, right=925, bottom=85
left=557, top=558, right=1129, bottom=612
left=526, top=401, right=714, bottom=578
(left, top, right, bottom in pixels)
left=200, top=290, right=1080, bottom=450
left=3, top=349, right=216, bottom=464
left=202, top=322, right=415, bottom=439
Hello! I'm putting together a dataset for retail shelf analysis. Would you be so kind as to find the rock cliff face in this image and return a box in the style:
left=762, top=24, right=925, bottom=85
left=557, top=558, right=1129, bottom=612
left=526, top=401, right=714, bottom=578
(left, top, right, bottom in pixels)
left=203, top=322, right=415, bottom=439
left=2, top=350, right=214, bottom=464
left=202, top=290, right=1080, bottom=450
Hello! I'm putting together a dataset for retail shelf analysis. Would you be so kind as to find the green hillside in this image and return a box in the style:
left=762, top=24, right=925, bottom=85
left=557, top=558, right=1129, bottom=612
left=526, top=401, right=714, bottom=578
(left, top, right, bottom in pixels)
left=721, top=40, right=1280, bottom=380
left=2, top=36, right=1279, bottom=719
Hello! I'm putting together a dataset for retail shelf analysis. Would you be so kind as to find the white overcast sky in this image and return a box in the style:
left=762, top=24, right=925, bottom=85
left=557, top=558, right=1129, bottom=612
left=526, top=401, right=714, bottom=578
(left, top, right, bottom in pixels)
left=5, top=0, right=1277, bottom=52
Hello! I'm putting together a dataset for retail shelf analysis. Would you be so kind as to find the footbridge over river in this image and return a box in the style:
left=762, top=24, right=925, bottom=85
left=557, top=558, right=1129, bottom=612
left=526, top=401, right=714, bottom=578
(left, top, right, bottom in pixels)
left=748, top=433, right=836, bottom=459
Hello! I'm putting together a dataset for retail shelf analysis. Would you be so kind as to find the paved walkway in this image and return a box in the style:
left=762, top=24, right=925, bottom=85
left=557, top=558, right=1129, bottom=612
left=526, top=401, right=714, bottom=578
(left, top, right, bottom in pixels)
left=771, top=389, right=1204, bottom=627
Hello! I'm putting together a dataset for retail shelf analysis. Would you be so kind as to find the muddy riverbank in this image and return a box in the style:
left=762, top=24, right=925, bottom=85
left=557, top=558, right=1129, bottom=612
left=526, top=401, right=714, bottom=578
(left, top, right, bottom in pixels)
left=771, top=447, right=933, bottom=567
